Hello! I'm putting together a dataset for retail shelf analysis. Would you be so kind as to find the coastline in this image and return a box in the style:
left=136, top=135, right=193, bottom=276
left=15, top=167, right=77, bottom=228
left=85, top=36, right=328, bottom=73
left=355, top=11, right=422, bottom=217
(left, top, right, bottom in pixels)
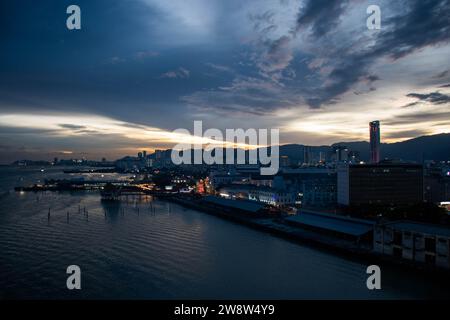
left=166, top=195, right=450, bottom=280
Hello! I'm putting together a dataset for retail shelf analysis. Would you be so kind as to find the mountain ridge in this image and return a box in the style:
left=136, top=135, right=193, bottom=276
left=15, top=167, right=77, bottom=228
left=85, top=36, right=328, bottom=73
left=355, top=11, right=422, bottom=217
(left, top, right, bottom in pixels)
left=278, top=133, right=450, bottom=163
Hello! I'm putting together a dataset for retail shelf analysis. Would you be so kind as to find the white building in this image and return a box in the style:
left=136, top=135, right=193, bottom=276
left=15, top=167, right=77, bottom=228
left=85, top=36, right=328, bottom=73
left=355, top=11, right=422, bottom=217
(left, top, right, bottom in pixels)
left=218, top=184, right=296, bottom=207
left=248, top=186, right=296, bottom=207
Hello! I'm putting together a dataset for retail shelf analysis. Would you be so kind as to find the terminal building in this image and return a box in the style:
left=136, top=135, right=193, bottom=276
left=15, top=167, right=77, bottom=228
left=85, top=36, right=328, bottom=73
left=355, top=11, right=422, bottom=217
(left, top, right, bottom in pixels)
left=337, top=163, right=424, bottom=206
left=217, top=184, right=296, bottom=207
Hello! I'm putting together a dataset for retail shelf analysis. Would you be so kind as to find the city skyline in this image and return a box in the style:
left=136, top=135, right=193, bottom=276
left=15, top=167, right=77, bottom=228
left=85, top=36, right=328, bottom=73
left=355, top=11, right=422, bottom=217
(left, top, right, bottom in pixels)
left=3, top=0, right=450, bottom=306
left=1, top=0, right=450, bottom=163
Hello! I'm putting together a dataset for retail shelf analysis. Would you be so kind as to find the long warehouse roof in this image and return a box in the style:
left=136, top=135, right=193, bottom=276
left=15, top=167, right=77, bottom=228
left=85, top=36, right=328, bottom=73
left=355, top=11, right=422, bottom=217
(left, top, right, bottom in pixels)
left=286, top=212, right=374, bottom=237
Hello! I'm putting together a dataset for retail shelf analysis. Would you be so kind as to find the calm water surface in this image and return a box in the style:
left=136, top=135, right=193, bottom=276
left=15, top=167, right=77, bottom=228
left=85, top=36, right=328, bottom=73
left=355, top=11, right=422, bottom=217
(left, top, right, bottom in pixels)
left=0, top=166, right=449, bottom=299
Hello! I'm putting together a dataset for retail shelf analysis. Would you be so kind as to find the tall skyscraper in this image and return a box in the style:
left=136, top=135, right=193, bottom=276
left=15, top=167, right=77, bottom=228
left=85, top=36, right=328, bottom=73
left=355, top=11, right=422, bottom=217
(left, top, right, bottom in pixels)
left=370, top=120, right=380, bottom=164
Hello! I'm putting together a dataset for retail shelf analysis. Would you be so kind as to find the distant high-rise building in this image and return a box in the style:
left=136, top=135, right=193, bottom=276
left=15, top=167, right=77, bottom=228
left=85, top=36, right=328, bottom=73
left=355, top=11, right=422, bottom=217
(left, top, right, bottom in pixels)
left=335, top=145, right=348, bottom=163
left=303, top=146, right=311, bottom=165
left=143, top=150, right=147, bottom=158
left=370, top=120, right=380, bottom=164
left=280, top=156, right=290, bottom=167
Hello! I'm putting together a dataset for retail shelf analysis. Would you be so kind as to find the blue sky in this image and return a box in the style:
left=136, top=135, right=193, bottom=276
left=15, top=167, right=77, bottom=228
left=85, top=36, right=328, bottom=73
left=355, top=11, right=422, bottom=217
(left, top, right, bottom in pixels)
left=0, top=0, right=449, bottom=162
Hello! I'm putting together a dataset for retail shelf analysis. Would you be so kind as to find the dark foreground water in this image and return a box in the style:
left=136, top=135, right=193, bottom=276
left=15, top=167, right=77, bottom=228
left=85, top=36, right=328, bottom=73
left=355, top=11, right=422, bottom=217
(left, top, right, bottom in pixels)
left=0, top=166, right=449, bottom=299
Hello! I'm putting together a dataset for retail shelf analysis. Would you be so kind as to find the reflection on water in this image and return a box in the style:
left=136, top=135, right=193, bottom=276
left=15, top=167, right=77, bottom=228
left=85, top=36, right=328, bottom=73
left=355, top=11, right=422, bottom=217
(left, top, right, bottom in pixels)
left=0, top=166, right=450, bottom=299
left=101, top=200, right=122, bottom=222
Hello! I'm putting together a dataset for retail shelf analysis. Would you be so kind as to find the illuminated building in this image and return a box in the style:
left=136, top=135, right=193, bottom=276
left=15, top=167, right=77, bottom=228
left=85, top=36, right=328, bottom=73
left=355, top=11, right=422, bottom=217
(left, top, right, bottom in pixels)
left=370, top=120, right=380, bottom=164
left=196, top=179, right=205, bottom=194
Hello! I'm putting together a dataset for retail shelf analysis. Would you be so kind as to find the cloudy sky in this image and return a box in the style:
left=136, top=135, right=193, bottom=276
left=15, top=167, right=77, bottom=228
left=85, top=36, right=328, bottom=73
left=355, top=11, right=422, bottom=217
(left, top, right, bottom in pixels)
left=0, top=0, right=449, bottom=163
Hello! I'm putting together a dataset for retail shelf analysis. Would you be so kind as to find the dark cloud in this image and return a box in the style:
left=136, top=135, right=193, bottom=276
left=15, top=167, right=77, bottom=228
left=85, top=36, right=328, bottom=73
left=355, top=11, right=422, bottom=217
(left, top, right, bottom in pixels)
left=249, top=10, right=276, bottom=33
left=295, top=0, right=351, bottom=37
left=353, top=87, right=376, bottom=96
left=248, top=10, right=297, bottom=83
left=433, top=70, right=449, bottom=79
left=406, top=92, right=450, bottom=106
left=76, top=129, right=102, bottom=135
left=378, top=0, right=450, bottom=60
left=385, top=111, right=450, bottom=125
left=257, top=35, right=293, bottom=76
left=303, top=0, right=450, bottom=107
left=1, top=0, right=450, bottom=162
left=439, top=83, right=450, bottom=88
left=0, top=127, right=58, bottom=135
left=58, top=124, right=104, bottom=135
left=117, top=122, right=152, bottom=130
left=365, top=75, right=380, bottom=83
left=182, top=76, right=302, bottom=116
left=183, top=8, right=302, bottom=115
left=385, top=129, right=431, bottom=139
left=59, top=124, right=87, bottom=130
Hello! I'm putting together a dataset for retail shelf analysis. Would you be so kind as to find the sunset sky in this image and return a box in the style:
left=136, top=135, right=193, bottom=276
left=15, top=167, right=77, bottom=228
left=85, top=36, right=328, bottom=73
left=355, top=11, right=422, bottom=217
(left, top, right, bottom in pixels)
left=0, top=0, right=449, bottom=163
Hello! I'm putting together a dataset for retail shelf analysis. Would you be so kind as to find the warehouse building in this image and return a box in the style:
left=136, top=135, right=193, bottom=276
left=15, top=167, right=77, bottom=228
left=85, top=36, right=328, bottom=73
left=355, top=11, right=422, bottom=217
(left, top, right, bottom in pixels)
left=285, top=210, right=374, bottom=243
left=374, top=221, right=450, bottom=269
